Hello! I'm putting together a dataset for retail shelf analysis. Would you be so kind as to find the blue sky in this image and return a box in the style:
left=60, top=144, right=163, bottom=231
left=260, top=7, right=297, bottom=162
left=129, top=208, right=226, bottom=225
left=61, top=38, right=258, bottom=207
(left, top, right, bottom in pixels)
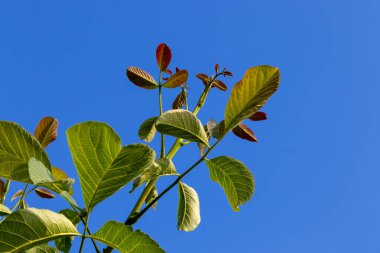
left=0, top=0, right=379, bottom=252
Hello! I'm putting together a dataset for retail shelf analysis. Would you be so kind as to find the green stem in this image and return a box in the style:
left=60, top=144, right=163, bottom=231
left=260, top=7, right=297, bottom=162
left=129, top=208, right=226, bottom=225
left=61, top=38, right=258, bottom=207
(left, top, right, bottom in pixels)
left=71, top=205, right=101, bottom=253
left=78, top=214, right=89, bottom=253
left=17, top=183, right=29, bottom=210
left=0, top=180, right=10, bottom=204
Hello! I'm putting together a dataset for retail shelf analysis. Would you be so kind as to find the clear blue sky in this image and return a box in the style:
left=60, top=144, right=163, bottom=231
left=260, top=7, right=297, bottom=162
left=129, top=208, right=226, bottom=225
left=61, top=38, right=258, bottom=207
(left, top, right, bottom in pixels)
left=1, top=0, right=379, bottom=252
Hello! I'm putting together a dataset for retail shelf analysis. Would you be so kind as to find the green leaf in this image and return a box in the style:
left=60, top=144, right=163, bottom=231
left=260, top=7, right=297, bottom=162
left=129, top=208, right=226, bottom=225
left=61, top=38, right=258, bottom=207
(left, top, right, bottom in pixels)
left=0, top=203, right=11, bottom=216
left=155, top=109, right=209, bottom=146
left=28, top=158, right=77, bottom=207
left=138, top=117, right=158, bottom=142
left=33, top=117, right=58, bottom=148
left=51, top=166, right=74, bottom=195
left=0, top=121, right=51, bottom=182
left=163, top=70, right=188, bottom=88
left=145, top=186, right=158, bottom=209
left=177, top=182, right=201, bottom=232
left=67, top=122, right=155, bottom=212
left=130, top=158, right=177, bottom=193
left=54, top=209, right=80, bottom=253
left=224, top=66, right=280, bottom=132
left=126, top=66, right=158, bottom=89
left=205, top=156, right=255, bottom=211
left=0, top=208, right=80, bottom=253
left=91, top=221, right=165, bottom=253
left=25, top=245, right=60, bottom=253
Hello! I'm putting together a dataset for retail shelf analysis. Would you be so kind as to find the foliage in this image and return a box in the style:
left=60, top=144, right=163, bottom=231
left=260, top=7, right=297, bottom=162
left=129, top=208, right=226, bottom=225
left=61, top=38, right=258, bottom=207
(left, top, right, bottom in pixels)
left=0, top=43, right=280, bottom=253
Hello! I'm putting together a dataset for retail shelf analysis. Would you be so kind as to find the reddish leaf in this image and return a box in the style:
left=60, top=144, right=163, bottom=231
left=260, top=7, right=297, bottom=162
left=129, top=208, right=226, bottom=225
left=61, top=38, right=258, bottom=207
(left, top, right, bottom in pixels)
left=126, top=66, right=158, bottom=89
left=215, top=64, right=219, bottom=73
left=163, top=69, right=173, bottom=75
left=172, top=90, right=187, bottom=109
left=196, top=73, right=210, bottom=85
left=211, top=80, right=227, bottom=91
left=223, top=71, right=233, bottom=77
left=35, top=188, right=56, bottom=199
left=232, top=123, right=258, bottom=142
left=249, top=111, right=267, bottom=121
left=162, top=77, right=169, bottom=81
left=175, top=67, right=180, bottom=73
left=0, top=179, right=4, bottom=199
left=11, top=189, right=23, bottom=202
left=34, top=117, right=58, bottom=148
left=212, top=120, right=225, bottom=139
left=163, top=70, right=188, bottom=88
left=156, top=43, right=172, bottom=71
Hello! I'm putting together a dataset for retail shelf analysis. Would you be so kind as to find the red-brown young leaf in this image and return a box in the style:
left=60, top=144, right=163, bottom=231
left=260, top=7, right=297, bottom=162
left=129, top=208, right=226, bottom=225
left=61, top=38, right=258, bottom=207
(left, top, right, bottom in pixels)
left=215, top=64, right=219, bottom=73
left=175, top=67, right=180, bottom=73
left=196, top=73, right=210, bottom=85
left=249, top=111, right=267, bottom=121
left=162, top=77, right=169, bottom=81
left=211, top=80, right=228, bottom=91
left=232, top=123, right=258, bottom=142
left=35, top=188, right=56, bottom=199
left=34, top=117, right=58, bottom=148
left=163, top=70, right=188, bottom=88
left=126, top=66, right=158, bottom=89
left=11, top=189, right=23, bottom=202
left=163, top=69, right=173, bottom=75
left=223, top=71, right=233, bottom=77
left=172, top=90, right=187, bottom=109
left=156, top=43, right=172, bottom=71
left=212, top=120, right=225, bottom=139
left=0, top=179, right=4, bottom=199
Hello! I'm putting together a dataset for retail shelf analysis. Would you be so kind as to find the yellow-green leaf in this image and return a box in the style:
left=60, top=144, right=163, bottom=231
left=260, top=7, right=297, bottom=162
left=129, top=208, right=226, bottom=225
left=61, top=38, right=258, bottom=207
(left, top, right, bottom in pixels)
left=177, top=182, right=201, bottom=232
left=155, top=110, right=209, bottom=146
left=205, top=156, right=254, bottom=211
left=0, top=203, right=11, bottom=216
left=224, top=66, right=280, bottom=132
left=138, top=117, right=158, bottom=142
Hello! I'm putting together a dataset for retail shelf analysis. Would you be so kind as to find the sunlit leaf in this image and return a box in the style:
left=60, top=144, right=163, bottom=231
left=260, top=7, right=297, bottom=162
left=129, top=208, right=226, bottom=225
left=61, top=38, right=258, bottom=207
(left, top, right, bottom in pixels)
left=0, top=208, right=80, bottom=253
left=25, top=244, right=60, bottom=253
left=163, top=70, right=188, bottom=88
left=205, top=156, right=254, bottom=211
left=177, top=182, right=201, bottom=232
left=155, top=109, right=209, bottom=146
left=0, top=121, right=51, bottom=183
left=35, top=188, right=55, bottom=199
left=54, top=209, right=80, bottom=253
left=34, top=117, right=58, bottom=148
left=224, top=66, right=280, bottom=132
left=232, top=123, right=258, bottom=142
left=91, top=221, right=165, bottom=253
left=51, top=166, right=74, bottom=195
left=0, top=203, right=11, bottom=216
left=156, top=43, right=171, bottom=71
left=67, top=122, right=155, bottom=212
left=138, top=117, right=158, bottom=143
left=249, top=111, right=267, bottom=121
left=126, top=66, right=158, bottom=89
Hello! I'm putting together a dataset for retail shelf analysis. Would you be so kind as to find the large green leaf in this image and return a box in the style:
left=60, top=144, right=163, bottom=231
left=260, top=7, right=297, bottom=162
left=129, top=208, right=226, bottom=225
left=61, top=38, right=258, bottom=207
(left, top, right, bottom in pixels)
left=54, top=209, right=80, bottom=253
left=91, top=221, right=165, bottom=253
left=0, top=203, right=11, bottom=216
left=177, top=182, right=201, bottom=232
left=224, top=66, right=280, bottom=132
left=155, top=110, right=209, bottom=146
left=25, top=245, right=60, bottom=253
left=0, top=121, right=51, bottom=182
left=0, top=208, right=80, bottom=253
left=138, top=117, right=158, bottom=142
left=67, top=122, right=155, bottom=212
left=205, top=156, right=254, bottom=211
